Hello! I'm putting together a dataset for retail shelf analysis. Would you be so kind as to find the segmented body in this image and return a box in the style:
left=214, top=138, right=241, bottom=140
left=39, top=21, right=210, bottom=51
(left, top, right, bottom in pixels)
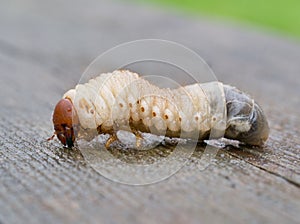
left=56, top=70, right=269, bottom=147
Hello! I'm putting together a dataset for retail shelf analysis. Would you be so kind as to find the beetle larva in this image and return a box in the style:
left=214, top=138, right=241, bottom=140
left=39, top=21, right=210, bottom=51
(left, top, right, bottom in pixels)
left=50, top=70, right=269, bottom=148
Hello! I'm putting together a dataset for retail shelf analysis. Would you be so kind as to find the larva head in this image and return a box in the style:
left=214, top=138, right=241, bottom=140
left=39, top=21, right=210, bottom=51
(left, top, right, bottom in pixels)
left=52, top=98, right=79, bottom=148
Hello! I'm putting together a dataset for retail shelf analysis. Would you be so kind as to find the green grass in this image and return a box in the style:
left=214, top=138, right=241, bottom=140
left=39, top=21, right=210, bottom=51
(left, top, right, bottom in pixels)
left=138, top=0, right=300, bottom=38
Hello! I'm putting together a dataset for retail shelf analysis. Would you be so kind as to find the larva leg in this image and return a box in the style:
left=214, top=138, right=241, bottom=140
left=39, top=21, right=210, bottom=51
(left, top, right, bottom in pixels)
left=129, top=122, right=144, bottom=148
left=105, top=132, right=119, bottom=149
left=97, top=125, right=120, bottom=149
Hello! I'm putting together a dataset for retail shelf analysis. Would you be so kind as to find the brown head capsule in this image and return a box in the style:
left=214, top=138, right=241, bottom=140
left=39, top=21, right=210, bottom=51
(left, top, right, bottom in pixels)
left=51, top=98, right=79, bottom=148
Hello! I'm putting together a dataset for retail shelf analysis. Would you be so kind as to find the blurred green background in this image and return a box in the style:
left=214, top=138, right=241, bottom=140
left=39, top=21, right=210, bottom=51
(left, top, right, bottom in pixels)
left=138, top=0, right=300, bottom=38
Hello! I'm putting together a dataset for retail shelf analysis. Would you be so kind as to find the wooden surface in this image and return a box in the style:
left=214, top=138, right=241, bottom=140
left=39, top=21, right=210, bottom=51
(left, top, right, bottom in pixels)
left=0, top=0, right=299, bottom=223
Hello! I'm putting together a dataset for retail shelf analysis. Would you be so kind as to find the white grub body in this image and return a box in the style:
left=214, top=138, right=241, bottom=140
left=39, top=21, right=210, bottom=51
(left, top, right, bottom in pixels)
left=63, top=70, right=269, bottom=145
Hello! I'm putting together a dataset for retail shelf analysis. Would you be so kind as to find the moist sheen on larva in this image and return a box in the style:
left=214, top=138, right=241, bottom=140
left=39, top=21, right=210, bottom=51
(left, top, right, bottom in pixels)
left=52, top=70, right=269, bottom=148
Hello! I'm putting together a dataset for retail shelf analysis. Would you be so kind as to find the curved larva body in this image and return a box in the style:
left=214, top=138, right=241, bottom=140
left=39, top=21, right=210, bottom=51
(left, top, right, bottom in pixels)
left=58, top=70, right=269, bottom=147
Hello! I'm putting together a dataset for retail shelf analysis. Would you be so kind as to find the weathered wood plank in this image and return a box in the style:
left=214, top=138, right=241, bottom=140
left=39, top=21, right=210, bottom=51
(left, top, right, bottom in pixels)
left=0, top=0, right=299, bottom=223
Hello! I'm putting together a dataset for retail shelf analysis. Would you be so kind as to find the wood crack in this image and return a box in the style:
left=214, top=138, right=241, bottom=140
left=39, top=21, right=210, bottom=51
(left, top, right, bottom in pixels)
left=227, top=151, right=300, bottom=188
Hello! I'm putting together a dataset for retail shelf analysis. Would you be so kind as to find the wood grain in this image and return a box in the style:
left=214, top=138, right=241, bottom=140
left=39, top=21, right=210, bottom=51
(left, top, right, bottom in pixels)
left=0, top=0, right=299, bottom=223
